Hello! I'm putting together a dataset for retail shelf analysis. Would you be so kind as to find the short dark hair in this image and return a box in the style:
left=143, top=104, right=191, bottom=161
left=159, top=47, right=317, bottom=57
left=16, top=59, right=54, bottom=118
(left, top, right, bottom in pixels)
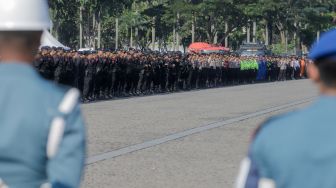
left=315, top=57, right=336, bottom=88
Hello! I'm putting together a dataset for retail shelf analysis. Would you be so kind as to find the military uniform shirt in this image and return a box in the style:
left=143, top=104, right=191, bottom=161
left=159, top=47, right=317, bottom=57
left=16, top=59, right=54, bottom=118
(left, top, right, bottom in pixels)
left=236, top=96, right=336, bottom=188
left=0, top=63, right=86, bottom=188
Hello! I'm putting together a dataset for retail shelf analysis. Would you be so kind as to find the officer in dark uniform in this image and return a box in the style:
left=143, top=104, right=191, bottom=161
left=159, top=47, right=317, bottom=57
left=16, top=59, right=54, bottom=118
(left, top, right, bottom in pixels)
left=191, top=60, right=199, bottom=89
left=94, top=49, right=105, bottom=99
left=271, top=59, right=278, bottom=81
left=53, top=49, right=63, bottom=84
left=133, top=55, right=142, bottom=95
left=73, top=51, right=82, bottom=93
left=168, top=60, right=177, bottom=92
left=38, top=47, right=54, bottom=80
left=266, top=57, right=272, bottom=81
left=142, top=61, right=151, bottom=94
left=152, top=56, right=161, bottom=92
left=108, top=54, right=117, bottom=97
left=222, top=58, right=229, bottom=85
left=159, top=58, right=169, bottom=92
left=113, top=54, right=122, bottom=97
left=186, top=60, right=193, bottom=90
left=104, top=51, right=113, bottom=98
left=83, top=53, right=95, bottom=102
left=118, top=54, right=127, bottom=96
left=125, top=53, right=134, bottom=96
left=65, top=50, right=75, bottom=86
left=179, top=59, right=189, bottom=90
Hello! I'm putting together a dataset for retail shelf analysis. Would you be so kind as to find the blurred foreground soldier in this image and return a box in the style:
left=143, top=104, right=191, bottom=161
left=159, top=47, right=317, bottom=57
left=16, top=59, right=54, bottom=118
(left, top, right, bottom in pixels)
left=0, top=0, right=86, bottom=188
left=235, top=29, right=336, bottom=188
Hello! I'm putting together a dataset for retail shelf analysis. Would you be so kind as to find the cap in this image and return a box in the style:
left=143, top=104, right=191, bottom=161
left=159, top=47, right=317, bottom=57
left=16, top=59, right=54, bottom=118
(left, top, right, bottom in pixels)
left=309, top=29, right=336, bottom=61
left=41, top=46, right=50, bottom=50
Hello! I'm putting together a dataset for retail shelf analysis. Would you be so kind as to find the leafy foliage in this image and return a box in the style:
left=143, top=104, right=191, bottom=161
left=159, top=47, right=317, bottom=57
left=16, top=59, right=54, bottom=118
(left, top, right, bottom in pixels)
left=48, top=0, right=336, bottom=51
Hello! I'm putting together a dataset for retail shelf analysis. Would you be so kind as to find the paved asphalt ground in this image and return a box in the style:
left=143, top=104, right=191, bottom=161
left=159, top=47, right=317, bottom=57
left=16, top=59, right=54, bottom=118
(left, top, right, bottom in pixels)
left=82, top=80, right=317, bottom=188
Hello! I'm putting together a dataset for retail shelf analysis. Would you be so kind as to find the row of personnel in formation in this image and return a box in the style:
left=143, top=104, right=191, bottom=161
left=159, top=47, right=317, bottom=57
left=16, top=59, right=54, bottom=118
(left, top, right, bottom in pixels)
left=34, top=47, right=308, bottom=102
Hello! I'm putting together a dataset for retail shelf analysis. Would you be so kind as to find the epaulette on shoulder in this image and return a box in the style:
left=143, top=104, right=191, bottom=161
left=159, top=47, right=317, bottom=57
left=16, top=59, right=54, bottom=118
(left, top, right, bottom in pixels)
left=57, top=84, right=73, bottom=93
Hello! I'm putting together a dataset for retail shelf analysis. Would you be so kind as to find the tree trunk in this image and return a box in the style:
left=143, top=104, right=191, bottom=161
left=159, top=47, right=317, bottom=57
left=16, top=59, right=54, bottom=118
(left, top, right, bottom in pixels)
left=172, top=25, right=176, bottom=51
left=54, top=26, right=59, bottom=40
left=252, top=20, right=257, bottom=43
left=191, top=13, right=195, bottom=43
left=79, top=5, right=83, bottom=48
left=293, top=22, right=297, bottom=55
left=158, top=38, right=162, bottom=51
left=246, top=23, right=250, bottom=43
left=130, top=27, right=133, bottom=48
left=50, top=19, right=54, bottom=37
left=152, top=17, right=156, bottom=50
left=225, top=21, right=228, bottom=47
left=269, top=23, right=273, bottom=45
left=92, top=12, right=96, bottom=49
left=285, top=30, right=288, bottom=53
left=135, top=27, right=139, bottom=49
left=212, top=23, right=217, bottom=44
left=276, top=22, right=286, bottom=45
left=176, top=12, right=180, bottom=51
left=298, top=22, right=303, bottom=53
left=265, top=20, right=269, bottom=46
left=97, top=9, right=101, bottom=49
left=146, top=30, right=151, bottom=48
left=280, top=30, right=286, bottom=46
left=115, top=18, right=119, bottom=50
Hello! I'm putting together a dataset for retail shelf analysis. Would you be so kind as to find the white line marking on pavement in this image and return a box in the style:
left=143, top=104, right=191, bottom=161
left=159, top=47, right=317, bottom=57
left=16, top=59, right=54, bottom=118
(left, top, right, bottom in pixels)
left=86, top=97, right=315, bottom=165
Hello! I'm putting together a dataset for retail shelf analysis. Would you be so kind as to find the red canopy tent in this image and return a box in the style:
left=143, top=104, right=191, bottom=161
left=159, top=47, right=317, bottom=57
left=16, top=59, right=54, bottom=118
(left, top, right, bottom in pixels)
left=188, top=42, right=212, bottom=53
left=188, top=42, right=229, bottom=53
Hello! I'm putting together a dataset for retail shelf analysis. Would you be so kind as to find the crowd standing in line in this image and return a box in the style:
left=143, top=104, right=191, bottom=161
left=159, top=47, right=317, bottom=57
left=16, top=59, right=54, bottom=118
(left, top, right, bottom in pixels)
left=34, top=47, right=308, bottom=102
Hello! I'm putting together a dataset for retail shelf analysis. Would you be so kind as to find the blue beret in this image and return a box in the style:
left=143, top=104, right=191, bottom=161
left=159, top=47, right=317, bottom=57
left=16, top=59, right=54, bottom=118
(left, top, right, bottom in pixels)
left=309, top=29, right=336, bottom=60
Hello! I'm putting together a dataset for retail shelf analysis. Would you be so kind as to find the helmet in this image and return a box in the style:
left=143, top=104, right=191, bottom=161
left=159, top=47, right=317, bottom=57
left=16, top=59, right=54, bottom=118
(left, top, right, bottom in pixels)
left=0, top=0, right=51, bottom=31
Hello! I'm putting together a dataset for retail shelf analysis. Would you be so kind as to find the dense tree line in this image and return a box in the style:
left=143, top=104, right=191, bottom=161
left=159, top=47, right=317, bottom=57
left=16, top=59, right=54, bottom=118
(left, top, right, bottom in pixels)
left=48, top=0, right=336, bottom=54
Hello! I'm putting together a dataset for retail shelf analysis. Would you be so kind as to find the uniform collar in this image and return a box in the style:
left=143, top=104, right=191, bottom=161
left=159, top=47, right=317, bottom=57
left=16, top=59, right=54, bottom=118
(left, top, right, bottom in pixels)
left=0, top=62, right=38, bottom=78
left=315, top=95, right=336, bottom=107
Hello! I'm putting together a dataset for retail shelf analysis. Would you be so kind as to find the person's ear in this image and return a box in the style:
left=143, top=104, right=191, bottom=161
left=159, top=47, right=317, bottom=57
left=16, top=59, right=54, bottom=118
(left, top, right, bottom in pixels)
left=308, top=63, right=320, bottom=84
